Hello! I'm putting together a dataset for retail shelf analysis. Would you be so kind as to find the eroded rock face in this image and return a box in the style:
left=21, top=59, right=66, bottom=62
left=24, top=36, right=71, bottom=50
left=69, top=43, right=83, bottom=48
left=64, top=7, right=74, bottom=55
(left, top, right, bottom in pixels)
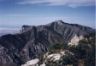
left=0, top=20, right=95, bottom=66
left=68, top=34, right=84, bottom=46
left=21, top=58, right=39, bottom=66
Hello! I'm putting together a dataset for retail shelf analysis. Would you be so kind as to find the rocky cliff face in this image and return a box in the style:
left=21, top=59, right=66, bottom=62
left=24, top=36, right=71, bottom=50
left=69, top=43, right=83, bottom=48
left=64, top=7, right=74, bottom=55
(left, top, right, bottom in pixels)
left=0, top=20, right=95, bottom=66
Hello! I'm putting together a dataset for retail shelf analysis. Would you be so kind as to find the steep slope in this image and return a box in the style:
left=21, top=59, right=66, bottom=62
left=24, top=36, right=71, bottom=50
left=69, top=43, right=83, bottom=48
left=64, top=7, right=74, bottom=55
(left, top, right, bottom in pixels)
left=0, top=20, right=95, bottom=66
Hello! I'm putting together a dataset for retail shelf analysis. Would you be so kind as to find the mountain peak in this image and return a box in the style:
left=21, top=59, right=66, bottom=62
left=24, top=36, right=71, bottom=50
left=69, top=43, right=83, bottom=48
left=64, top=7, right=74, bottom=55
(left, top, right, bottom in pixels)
left=53, top=20, right=65, bottom=25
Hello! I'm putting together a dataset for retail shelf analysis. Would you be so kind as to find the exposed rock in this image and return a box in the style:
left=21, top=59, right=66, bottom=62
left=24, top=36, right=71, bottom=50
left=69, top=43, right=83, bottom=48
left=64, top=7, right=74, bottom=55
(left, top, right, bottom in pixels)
left=68, top=34, right=84, bottom=46
left=21, top=58, right=39, bottom=66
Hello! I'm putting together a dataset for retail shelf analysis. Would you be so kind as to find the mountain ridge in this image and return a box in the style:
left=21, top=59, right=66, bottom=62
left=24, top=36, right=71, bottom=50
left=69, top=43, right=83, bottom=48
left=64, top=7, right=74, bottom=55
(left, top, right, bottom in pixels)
left=0, top=20, right=95, bottom=66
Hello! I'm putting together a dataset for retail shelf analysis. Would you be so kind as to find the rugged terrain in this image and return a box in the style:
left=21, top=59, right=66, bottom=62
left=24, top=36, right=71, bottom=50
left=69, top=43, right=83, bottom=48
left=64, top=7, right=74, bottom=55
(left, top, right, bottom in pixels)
left=0, top=20, right=95, bottom=66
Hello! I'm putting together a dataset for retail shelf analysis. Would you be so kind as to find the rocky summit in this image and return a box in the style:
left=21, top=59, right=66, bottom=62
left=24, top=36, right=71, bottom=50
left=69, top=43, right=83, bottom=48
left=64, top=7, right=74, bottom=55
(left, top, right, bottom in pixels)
left=0, top=20, right=95, bottom=66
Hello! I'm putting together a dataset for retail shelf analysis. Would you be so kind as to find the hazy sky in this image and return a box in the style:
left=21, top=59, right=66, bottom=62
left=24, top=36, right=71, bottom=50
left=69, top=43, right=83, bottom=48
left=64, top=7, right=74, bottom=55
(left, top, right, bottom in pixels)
left=0, top=0, right=95, bottom=29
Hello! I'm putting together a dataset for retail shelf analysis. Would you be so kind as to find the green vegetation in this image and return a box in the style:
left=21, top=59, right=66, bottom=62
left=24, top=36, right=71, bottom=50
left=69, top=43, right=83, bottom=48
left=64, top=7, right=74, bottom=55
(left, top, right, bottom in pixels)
left=45, top=33, right=95, bottom=66
left=39, top=33, right=95, bottom=66
left=67, top=33, right=95, bottom=66
left=49, top=43, right=67, bottom=54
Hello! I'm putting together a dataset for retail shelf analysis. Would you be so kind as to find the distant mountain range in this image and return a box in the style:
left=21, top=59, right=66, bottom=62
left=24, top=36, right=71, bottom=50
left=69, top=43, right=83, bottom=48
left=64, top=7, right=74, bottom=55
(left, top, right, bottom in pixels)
left=0, top=29, right=19, bottom=36
left=0, top=20, right=95, bottom=66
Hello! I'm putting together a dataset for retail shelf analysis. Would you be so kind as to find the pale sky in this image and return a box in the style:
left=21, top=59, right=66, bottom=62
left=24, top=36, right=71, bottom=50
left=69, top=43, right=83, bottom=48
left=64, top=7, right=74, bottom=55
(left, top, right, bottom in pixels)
left=0, top=0, right=95, bottom=30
